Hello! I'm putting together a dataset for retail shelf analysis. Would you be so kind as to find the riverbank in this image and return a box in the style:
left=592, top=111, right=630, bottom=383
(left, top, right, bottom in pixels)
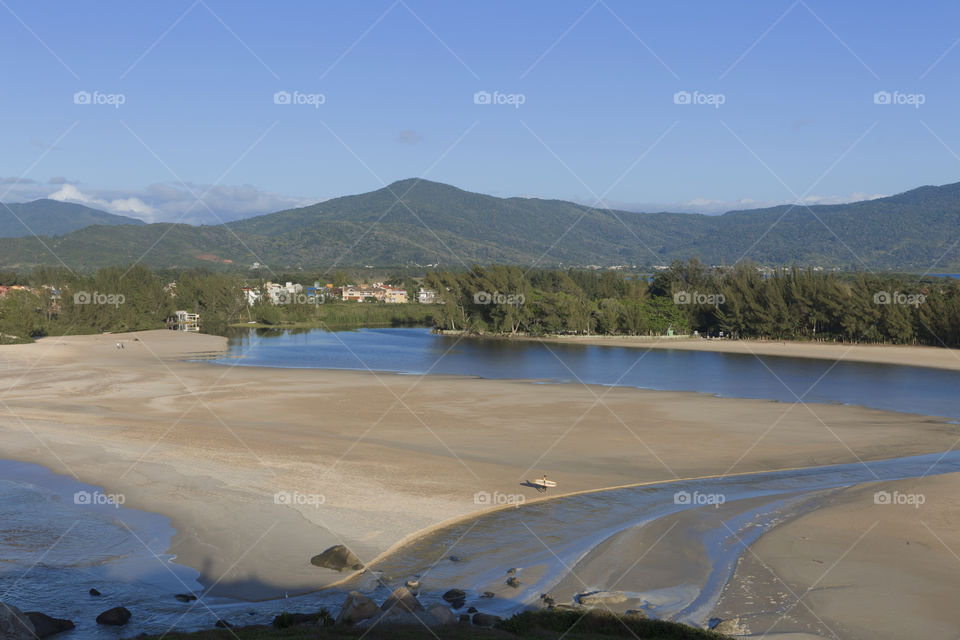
left=438, top=332, right=960, bottom=372
left=1, top=330, right=959, bottom=635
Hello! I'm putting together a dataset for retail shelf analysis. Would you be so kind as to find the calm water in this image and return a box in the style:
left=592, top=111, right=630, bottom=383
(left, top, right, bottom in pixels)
left=0, top=460, right=345, bottom=639
left=215, top=327, right=960, bottom=420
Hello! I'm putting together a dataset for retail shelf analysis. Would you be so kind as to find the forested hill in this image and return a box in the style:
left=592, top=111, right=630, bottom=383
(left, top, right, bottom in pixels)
left=0, top=199, right=145, bottom=238
left=0, top=179, right=958, bottom=271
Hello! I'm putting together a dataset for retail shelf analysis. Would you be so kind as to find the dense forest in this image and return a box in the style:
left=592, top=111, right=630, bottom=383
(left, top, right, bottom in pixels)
left=426, top=262, right=960, bottom=347
left=0, top=263, right=957, bottom=347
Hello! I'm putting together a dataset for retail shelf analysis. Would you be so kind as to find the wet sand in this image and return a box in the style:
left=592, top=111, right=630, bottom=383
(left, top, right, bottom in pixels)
left=0, top=329, right=958, bottom=637
left=714, top=474, right=960, bottom=639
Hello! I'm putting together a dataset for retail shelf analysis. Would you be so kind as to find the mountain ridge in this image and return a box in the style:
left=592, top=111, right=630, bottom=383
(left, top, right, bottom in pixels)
left=0, top=199, right=145, bottom=238
left=0, top=179, right=957, bottom=271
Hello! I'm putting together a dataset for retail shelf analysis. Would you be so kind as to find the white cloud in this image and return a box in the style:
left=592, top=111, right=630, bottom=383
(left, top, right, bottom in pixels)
left=49, top=184, right=156, bottom=218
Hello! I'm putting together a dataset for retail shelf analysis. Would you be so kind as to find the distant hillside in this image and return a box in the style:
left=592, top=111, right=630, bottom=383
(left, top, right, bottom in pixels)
left=0, top=199, right=145, bottom=238
left=0, top=180, right=958, bottom=271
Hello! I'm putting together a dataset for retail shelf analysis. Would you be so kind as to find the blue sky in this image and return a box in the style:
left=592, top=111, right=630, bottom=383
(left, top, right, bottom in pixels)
left=1, top=0, right=959, bottom=222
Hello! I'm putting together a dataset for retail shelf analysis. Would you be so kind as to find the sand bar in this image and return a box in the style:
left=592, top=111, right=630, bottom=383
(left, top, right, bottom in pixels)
left=0, top=329, right=957, bottom=635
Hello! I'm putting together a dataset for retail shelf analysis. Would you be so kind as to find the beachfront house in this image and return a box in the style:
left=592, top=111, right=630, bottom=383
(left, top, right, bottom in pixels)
left=382, top=286, right=408, bottom=304
left=418, top=288, right=436, bottom=304
left=167, top=310, right=200, bottom=332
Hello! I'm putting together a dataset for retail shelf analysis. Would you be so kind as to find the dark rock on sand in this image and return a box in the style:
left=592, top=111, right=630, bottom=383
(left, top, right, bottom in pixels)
left=88, top=588, right=101, bottom=597
left=442, top=589, right=466, bottom=609
left=336, top=591, right=379, bottom=625
left=472, top=612, right=501, bottom=627
left=25, top=612, right=75, bottom=638
left=467, top=607, right=478, bottom=614
left=215, top=619, right=232, bottom=628
left=310, top=545, right=364, bottom=572
left=0, top=603, right=36, bottom=640
left=96, top=606, right=131, bottom=626
left=480, top=591, right=495, bottom=599
left=448, top=555, right=463, bottom=562
left=174, top=594, right=197, bottom=603
left=506, top=576, right=520, bottom=588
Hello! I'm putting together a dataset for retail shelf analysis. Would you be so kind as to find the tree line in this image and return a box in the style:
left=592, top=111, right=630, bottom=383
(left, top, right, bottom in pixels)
left=0, top=262, right=957, bottom=348
left=425, top=262, right=960, bottom=347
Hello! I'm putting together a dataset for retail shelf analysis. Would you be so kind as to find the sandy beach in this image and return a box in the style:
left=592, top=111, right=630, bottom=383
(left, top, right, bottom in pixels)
left=1, top=330, right=959, bottom=637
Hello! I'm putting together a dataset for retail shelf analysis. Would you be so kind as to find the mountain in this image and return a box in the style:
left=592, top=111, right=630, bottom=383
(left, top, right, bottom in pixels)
left=0, top=199, right=145, bottom=238
left=0, top=179, right=957, bottom=271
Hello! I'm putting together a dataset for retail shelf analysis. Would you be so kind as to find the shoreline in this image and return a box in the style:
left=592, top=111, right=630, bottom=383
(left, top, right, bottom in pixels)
left=436, top=331, right=960, bottom=372
left=2, top=329, right=960, bottom=638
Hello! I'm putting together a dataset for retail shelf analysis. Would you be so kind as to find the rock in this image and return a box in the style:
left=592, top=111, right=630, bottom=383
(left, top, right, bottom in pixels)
left=506, top=568, right=517, bottom=575
left=506, top=576, right=520, bottom=588
left=0, top=603, right=36, bottom=640
left=426, top=604, right=456, bottom=625
left=24, top=612, right=74, bottom=638
left=448, top=555, right=462, bottom=562
left=380, top=587, right=424, bottom=613
left=577, top=590, right=627, bottom=606
left=471, top=612, right=501, bottom=627
left=542, top=597, right=556, bottom=607
left=442, top=589, right=466, bottom=609
left=174, top=594, right=197, bottom=603
left=215, top=619, right=232, bottom=628
left=480, top=591, right=495, bottom=599
left=96, top=606, right=131, bottom=626
left=335, top=591, right=379, bottom=626
left=624, top=609, right=647, bottom=618
left=310, top=545, right=364, bottom=572
left=712, top=617, right=750, bottom=635
left=88, top=588, right=101, bottom=597
left=467, top=607, right=478, bottom=614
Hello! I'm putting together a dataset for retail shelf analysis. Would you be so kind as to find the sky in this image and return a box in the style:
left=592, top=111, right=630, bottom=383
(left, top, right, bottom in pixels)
left=1, top=0, right=959, bottom=223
